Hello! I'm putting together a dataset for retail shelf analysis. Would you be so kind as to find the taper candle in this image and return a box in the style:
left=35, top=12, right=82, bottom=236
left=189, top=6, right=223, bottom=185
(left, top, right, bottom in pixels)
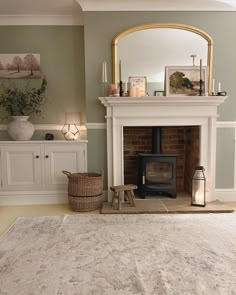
left=102, top=61, right=107, bottom=83
left=200, top=59, right=202, bottom=81
left=212, top=78, right=215, bottom=94
left=119, top=60, right=122, bottom=81
left=218, top=82, right=221, bottom=92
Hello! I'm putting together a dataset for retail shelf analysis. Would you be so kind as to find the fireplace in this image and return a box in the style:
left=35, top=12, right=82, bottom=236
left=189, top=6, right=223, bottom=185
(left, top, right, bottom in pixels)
left=138, top=127, right=177, bottom=198
left=99, top=95, right=227, bottom=202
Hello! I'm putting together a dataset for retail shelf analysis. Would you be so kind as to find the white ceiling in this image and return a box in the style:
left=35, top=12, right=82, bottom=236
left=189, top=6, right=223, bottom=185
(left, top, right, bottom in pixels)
left=0, top=0, right=235, bottom=25
left=78, top=0, right=236, bottom=11
left=1, top=0, right=236, bottom=15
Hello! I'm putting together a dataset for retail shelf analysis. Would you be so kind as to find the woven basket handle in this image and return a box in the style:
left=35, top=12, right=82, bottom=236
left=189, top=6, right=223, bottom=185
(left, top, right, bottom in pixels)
left=62, top=170, right=72, bottom=177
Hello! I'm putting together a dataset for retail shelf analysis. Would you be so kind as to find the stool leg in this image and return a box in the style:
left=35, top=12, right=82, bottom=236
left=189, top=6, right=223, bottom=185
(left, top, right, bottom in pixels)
left=111, top=191, right=115, bottom=207
left=112, top=191, right=118, bottom=207
left=118, top=192, right=121, bottom=210
left=129, top=190, right=136, bottom=207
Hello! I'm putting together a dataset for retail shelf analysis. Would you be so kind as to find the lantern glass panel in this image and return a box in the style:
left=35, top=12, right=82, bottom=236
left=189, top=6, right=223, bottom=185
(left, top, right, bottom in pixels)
left=192, top=166, right=206, bottom=207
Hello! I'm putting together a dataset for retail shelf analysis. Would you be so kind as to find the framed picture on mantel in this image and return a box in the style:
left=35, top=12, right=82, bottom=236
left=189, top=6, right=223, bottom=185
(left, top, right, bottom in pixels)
left=165, top=66, right=208, bottom=96
left=129, top=76, right=147, bottom=97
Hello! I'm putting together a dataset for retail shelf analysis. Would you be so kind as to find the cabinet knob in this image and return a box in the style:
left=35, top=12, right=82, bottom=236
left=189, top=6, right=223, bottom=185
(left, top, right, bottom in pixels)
left=35, top=155, right=39, bottom=159
left=45, top=155, right=49, bottom=158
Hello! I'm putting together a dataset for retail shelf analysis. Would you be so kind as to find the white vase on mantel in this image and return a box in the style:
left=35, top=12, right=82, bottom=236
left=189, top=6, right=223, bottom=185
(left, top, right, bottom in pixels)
left=7, top=116, right=35, bottom=141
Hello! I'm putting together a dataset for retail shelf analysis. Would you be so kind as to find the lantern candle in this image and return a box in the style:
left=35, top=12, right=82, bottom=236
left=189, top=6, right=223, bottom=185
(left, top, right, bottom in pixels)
left=195, top=191, right=204, bottom=204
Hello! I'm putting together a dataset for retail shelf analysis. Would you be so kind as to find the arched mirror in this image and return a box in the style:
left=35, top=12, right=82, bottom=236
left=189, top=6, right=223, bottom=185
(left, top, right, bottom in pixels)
left=112, top=23, right=213, bottom=95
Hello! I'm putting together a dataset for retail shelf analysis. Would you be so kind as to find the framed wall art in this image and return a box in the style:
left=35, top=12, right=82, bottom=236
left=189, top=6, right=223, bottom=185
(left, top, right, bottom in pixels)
left=128, top=76, right=147, bottom=97
left=165, top=66, right=208, bottom=96
left=0, top=53, right=41, bottom=79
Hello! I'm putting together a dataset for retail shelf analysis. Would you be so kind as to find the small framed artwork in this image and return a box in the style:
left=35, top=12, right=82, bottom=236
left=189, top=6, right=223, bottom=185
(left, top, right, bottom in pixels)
left=154, top=91, right=164, bottom=96
left=165, top=66, right=208, bottom=96
left=129, top=76, right=147, bottom=97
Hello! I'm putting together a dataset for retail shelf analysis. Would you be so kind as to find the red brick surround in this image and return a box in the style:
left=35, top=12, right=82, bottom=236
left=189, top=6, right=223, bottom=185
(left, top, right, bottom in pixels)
left=123, top=126, right=199, bottom=194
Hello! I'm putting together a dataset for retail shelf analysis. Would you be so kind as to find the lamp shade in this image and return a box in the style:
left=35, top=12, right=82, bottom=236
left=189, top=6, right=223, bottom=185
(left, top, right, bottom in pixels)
left=191, top=166, right=206, bottom=207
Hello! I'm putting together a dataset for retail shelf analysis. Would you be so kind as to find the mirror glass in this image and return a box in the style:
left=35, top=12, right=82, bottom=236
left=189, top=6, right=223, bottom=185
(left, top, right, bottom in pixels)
left=113, top=24, right=212, bottom=95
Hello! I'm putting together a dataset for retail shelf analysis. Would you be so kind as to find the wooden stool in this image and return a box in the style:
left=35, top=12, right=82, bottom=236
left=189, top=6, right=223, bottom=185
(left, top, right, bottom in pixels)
left=110, top=184, right=137, bottom=210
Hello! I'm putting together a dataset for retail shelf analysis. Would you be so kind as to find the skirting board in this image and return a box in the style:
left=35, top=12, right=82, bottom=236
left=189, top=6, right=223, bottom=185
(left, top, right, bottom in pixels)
left=215, top=189, right=236, bottom=202
left=0, top=192, right=68, bottom=206
left=0, top=191, right=108, bottom=206
left=0, top=190, right=233, bottom=206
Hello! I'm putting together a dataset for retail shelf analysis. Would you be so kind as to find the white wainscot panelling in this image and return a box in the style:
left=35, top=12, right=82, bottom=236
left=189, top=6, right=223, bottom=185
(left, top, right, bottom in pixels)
left=215, top=121, right=236, bottom=201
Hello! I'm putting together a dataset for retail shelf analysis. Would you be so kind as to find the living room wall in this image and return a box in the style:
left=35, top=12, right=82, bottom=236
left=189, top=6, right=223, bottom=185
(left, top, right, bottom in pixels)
left=0, top=26, right=85, bottom=134
left=83, top=11, right=236, bottom=188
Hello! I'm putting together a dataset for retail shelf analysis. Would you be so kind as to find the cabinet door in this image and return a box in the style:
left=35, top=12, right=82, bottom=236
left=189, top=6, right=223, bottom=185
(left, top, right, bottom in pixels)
left=44, top=143, right=87, bottom=190
left=1, top=145, right=42, bottom=191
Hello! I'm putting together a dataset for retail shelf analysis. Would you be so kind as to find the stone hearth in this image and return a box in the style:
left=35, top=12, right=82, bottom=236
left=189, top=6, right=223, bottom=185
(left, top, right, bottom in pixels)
left=99, top=96, right=227, bottom=202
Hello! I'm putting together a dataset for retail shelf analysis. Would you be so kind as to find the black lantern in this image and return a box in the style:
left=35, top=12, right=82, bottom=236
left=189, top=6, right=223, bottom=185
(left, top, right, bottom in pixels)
left=191, top=166, right=206, bottom=207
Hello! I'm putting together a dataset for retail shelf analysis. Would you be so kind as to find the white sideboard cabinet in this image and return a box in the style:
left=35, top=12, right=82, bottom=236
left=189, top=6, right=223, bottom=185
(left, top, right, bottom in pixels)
left=0, top=140, right=87, bottom=205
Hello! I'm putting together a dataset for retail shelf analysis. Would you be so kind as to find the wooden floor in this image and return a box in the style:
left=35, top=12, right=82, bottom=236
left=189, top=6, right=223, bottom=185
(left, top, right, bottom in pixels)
left=0, top=204, right=99, bottom=236
left=0, top=200, right=236, bottom=236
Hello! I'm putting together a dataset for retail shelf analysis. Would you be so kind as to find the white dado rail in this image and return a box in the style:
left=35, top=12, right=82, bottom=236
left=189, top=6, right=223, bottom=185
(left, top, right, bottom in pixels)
left=99, top=96, right=227, bottom=202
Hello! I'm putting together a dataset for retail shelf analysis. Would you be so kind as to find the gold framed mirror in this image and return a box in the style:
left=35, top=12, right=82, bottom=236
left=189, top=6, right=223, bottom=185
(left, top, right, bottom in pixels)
left=112, top=23, right=213, bottom=95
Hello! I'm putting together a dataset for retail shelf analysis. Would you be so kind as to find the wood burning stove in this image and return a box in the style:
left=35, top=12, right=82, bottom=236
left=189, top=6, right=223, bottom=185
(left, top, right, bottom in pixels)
left=138, top=127, right=177, bottom=198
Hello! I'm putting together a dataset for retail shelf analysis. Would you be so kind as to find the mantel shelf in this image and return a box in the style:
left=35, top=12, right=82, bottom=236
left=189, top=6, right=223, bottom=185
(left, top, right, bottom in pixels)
left=99, top=95, right=227, bottom=107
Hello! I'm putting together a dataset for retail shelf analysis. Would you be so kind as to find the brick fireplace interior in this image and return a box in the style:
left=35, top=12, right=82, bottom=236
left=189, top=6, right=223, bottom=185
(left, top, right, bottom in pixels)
left=123, top=126, right=200, bottom=198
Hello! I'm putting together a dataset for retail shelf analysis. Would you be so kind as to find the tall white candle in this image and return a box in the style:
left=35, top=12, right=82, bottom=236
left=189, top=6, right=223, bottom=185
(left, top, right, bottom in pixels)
left=218, top=82, right=221, bottom=92
left=119, top=60, right=122, bottom=81
left=200, top=59, right=202, bottom=81
left=212, top=78, right=215, bottom=94
left=102, top=61, right=107, bottom=83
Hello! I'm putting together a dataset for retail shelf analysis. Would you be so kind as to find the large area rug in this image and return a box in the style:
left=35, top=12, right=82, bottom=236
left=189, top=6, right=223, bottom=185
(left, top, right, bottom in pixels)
left=0, top=214, right=236, bottom=295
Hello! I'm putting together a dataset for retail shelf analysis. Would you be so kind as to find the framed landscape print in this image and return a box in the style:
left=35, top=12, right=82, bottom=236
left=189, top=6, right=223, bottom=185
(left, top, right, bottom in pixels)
left=165, top=66, right=208, bottom=96
left=129, top=76, right=147, bottom=97
left=0, top=53, right=41, bottom=79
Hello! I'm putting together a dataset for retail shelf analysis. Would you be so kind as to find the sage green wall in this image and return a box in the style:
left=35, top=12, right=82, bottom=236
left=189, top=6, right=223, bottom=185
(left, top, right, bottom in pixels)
left=87, top=129, right=107, bottom=187
left=0, top=26, right=85, bottom=125
left=83, top=11, right=236, bottom=187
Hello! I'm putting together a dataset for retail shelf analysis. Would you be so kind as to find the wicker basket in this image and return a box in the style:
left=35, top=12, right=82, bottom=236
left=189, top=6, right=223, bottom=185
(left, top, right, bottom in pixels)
left=63, top=170, right=103, bottom=212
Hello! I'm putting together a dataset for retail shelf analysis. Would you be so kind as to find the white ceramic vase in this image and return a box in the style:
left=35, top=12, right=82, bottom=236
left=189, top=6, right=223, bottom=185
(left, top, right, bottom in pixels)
left=7, top=116, right=35, bottom=141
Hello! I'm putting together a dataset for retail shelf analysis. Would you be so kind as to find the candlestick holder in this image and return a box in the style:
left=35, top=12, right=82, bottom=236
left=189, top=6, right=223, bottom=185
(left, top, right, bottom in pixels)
left=199, top=79, right=203, bottom=96
left=119, top=80, right=123, bottom=97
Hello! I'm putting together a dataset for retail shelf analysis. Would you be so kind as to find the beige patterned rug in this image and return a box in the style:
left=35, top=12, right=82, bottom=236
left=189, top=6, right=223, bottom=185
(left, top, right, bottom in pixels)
left=0, top=214, right=236, bottom=295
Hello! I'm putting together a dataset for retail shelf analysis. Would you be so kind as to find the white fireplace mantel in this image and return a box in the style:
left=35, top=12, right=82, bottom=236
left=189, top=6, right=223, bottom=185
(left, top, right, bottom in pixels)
left=99, top=96, right=227, bottom=202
